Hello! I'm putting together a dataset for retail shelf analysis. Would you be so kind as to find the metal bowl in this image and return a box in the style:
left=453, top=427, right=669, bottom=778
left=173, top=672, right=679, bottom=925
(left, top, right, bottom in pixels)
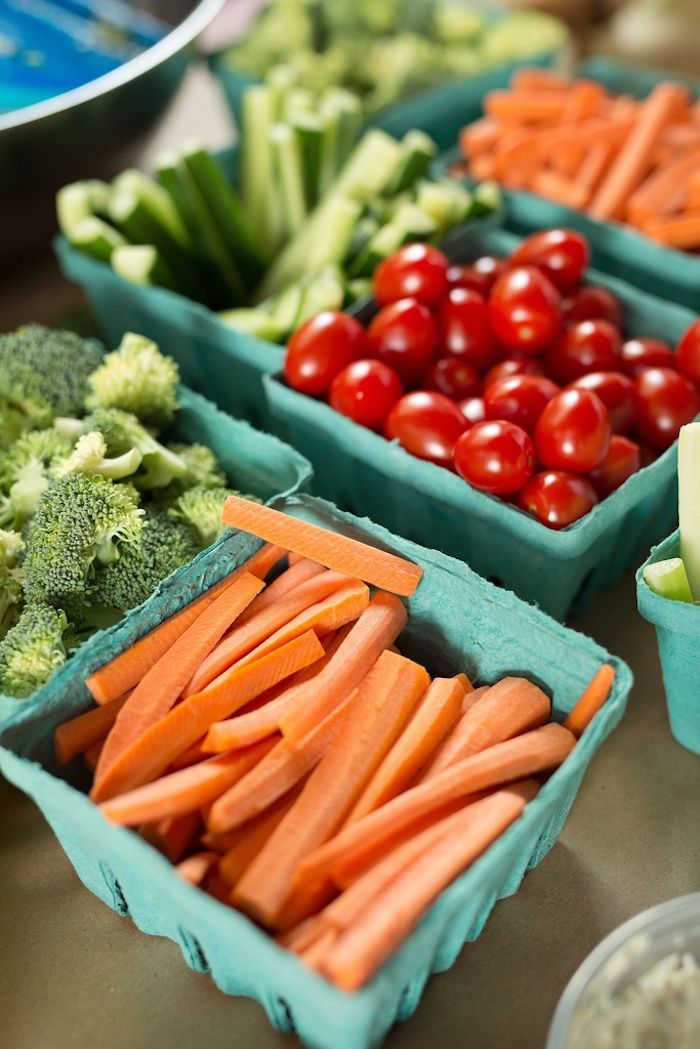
left=0, top=0, right=224, bottom=262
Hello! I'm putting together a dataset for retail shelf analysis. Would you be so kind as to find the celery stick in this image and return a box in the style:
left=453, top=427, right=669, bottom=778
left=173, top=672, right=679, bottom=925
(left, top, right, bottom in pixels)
left=113, top=169, right=190, bottom=248
left=56, top=179, right=111, bottom=237
left=643, top=558, right=694, bottom=603
left=293, top=113, right=325, bottom=209
left=70, top=216, right=126, bottom=262
left=242, top=85, right=279, bottom=254
left=269, top=123, right=307, bottom=237
left=111, top=245, right=180, bottom=292
left=283, top=87, right=314, bottom=121
left=388, top=130, right=438, bottom=194
left=679, top=421, right=700, bottom=599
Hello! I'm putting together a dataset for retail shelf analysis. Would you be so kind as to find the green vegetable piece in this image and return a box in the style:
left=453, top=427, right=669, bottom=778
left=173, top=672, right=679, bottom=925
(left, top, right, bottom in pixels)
left=169, top=484, right=260, bottom=549
left=388, top=130, right=437, bottom=195
left=82, top=408, right=188, bottom=490
left=164, top=443, right=227, bottom=492
left=55, top=432, right=142, bottom=481
left=679, top=421, right=700, bottom=600
left=0, top=604, right=70, bottom=698
left=0, top=428, right=75, bottom=528
left=643, top=558, right=694, bottom=604
left=0, top=529, right=25, bottom=640
left=218, top=307, right=284, bottom=343
left=85, top=332, right=180, bottom=427
left=69, top=216, right=127, bottom=262
left=56, top=180, right=112, bottom=238
left=269, top=123, right=308, bottom=238
left=293, top=112, right=325, bottom=210
left=111, top=245, right=181, bottom=293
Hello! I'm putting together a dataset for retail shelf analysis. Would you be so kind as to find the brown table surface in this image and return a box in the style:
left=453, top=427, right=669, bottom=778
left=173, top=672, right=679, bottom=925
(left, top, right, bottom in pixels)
left=2, top=63, right=700, bottom=1049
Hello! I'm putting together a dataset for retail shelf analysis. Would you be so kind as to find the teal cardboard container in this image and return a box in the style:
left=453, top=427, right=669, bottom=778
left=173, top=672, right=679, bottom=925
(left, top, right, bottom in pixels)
left=637, top=530, right=700, bottom=755
left=0, top=386, right=311, bottom=719
left=435, top=57, right=700, bottom=309
left=0, top=494, right=632, bottom=1049
left=266, top=227, right=695, bottom=620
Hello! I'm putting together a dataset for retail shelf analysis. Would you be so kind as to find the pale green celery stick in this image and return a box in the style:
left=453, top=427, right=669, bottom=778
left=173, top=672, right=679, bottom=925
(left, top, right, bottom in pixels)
left=111, top=244, right=181, bottom=292
left=113, top=169, right=191, bottom=248
left=70, top=216, right=126, bottom=262
left=643, top=558, right=694, bottom=603
left=282, top=86, right=314, bottom=121
left=56, top=180, right=111, bottom=237
left=269, top=123, right=308, bottom=238
left=679, top=421, right=700, bottom=599
left=242, top=84, right=279, bottom=255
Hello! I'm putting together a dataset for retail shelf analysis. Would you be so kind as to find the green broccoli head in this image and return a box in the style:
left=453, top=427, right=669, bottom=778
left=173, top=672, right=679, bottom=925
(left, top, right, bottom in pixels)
left=166, top=443, right=227, bottom=490
left=0, top=428, right=75, bottom=528
left=0, top=325, right=103, bottom=448
left=169, top=485, right=260, bottom=550
left=55, top=431, right=143, bottom=481
left=85, top=332, right=180, bottom=427
left=0, top=604, right=69, bottom=698
left=81, top=408, right=187, bottom=490
left=0, top=528, right=26, bottom=639
left=92, top=506, right=198, bottom=614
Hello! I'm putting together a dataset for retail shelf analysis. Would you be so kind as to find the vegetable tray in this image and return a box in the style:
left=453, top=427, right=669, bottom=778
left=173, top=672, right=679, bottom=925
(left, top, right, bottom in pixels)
left=0, top=495, right=632, bottom=1049
left=265, top=226, right=696, bottom=620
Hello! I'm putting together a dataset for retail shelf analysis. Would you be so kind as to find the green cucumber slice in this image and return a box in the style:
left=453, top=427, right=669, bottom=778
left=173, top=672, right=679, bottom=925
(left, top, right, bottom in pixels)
left=643, top=558, right=694, bottom=603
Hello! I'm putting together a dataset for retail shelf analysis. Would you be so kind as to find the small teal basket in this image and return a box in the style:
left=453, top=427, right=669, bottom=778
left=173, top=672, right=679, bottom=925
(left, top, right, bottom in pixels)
left=0, top=494, right=632, bottom=1049
left=637, top=529, right=700, bottom=756
left=265, top=226, right=696, bottom=620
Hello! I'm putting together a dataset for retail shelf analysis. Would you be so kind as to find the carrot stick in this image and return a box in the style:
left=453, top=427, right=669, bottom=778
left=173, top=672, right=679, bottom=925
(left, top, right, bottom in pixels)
left=687, top=171, right=700, bottom=209
left=529, top=170, right=589, bottom=210
left=644, top=211, right=700, bottom=248
left=94, top=571, right=264, bottom=788
left=235, top=558, right=325, bottom=625
left=232, top=651, right=429, bottom=927
left=320, top=782, right=539, bottom=990
left=277, top=912, right=330, bottom=954
left=299, top=927, right=338, bottom=971
left=511, top=69, right=573, bottom=92
left=221, top=497, right=423, bottom=597
left=576, top=143, right=610, bottom=198
left=140, top=811, right=201, bottom=862
left=294, top=722, right=574, bottom=890
left=562, top=664, right=615, bottom=738
left=346, top=676, right=464, bottom=822
left=485, top=90, right=574, bottom=123
left=176, top=851, right=218, bottom=886
left=417, top=686, right=489, bottom=778
left=86, top=543, right=283, bottom=704
left=54, top=693, right=130, bottom=764
left=627, top=149, right=700, bottom=223
left=460, top=117, right=500, bottom=157
left=169, top=738, right=208, bottom=771
left=279, top=592, right=408, bottom=741
left=91, top=630, right=324, bottom=803
left=83, top=740, right=104, bottom=772
left=205, top=870, right=233, bottom=903
left=454, top=671, right=473, bottom=694
left=494, top=115, right=635, bottom=170
left=218, top=787, right=302, bottom=887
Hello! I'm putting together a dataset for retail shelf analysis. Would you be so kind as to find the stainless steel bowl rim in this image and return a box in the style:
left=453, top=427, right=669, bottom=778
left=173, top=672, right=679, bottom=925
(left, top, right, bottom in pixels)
left=0, top=0, right=225, bottom=133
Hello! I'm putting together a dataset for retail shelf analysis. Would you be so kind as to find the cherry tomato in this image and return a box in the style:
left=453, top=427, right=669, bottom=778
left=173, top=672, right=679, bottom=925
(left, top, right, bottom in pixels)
left=534, top=388, right=611, bottom=472
left=489, top=266, right=561, bottom=354
left=570, top=371, right=635, bottom=434
left=385, top=391, right=467, bottom=467
left=483, top=356, right=544, bottom=387
left=330, top=359, right=403, bottom=431
left=588, top=435, right=641, bottom=498
left=284, top=311, right=368, bottom=397
left=675, top=320, right=700, bottom=386
left=484, top=374, right=559, bottom=434
left=510, top=228, right=590, bottom=294
left=425, top=357, right=481, bottom=400
left=447, top=255, right=506, bottom=296
left=368, top=298, right=438, bottom=387
left=517, top=471, right=598, bottom=530
left=439, top=287, right=501, bottom=372
left=453, top=420, right=535, bottom=495
left=458, top=396, right=486, bottom=427
left=563, top=285, right=623, bottom=328
left=545, top=320, right=623, bottom=384
left=621, top=337, right=677, bottom=376
left=632, top=367, right=699, bottom=450
left=373, top=243, right=449, bottom=307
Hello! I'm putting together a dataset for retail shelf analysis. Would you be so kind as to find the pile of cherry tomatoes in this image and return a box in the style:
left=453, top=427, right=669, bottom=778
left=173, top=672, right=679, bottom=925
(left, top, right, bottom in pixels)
left=283, top=229, right=700, bottom=529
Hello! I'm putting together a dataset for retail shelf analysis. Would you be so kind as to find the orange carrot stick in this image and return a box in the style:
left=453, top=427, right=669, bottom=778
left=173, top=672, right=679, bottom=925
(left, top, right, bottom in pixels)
left=687, top=171, right=700, bottom=209
left=278, top=912, right=330, bottom=954
left=83, top=740, right=104, bottom=772
left=511, top=69, right=573, bottom=92
left=627, top=149, right=700, bottom=223
left=221, top=497, right=423, bottom=597
left=235, top=558, right=325, bottom=625
left=460, top=117, right=500, bottom=157
left=562, top=664, right=615, bottom=737
left=416, top=686, right=489, bottom=778
left=496, top=115, right=635, bottom=170
left=644, top=210, right=700, bottom=248
left=176, top=851, right=219, bottom=886
left=485, top=90, right=574, bottom=123
left=86, top=543, right=283, bottom=704
left=140, top=811, right=201, bottom=862
left=169, top=738, right=208, bottom=771
left=218, top=787, right=302, bottom=887
left=299, top=927, right=338, bottom=971
left=529, top=169, right=589, bottom=210
left=54, top=692, right=130, bottom=764
left=454, top=672, right=473, bottom=695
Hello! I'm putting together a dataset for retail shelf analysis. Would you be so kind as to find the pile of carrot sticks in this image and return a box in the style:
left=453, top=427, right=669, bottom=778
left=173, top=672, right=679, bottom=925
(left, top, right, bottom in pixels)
left=53, top=497, right=615, bottom=991
left=458, top=68, right=700, bottom=249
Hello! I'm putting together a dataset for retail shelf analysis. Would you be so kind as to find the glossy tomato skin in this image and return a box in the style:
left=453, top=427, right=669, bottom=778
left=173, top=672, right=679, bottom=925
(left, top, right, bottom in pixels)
left=458, top=396, right=486, bottom=427
left=621, top=337, right=677, bottom=376
left=439, top=287, right=501, bottom=372
left=534, top=388, right=611, bottom=472
left=517, top=471, right=598, bottom=530
left=545, top=320, right=623, bottom=384
left=489, top=266, right=562, bottom=354
left=385, top=390, right=467, bottom=467
left=425, top=357, right=481, bottom=400
left=509, top=228, right=590, bottom=294
left=632, top=367, right=700, bottom=450
left=373, top=243, right=449, bottom=307
left=447, top=255, right=506, bottom=296
left=483, top=355, right=544, bottom=387
left=284, top=311, right=368, bottom=397
left=675, top=320, right=700, bottom=386
left=330, top=360, right=403, bottom=431
left=562, top=285, right=623, bottom=328
left=588, top=435, right=641, bottom=498
left=570, top=371, right=635, bottom=433
left=484, top=374, right=559, bottom=434
left=368, top=298, right=438, bottom=387
left=453, top=420, right=535, bottom=496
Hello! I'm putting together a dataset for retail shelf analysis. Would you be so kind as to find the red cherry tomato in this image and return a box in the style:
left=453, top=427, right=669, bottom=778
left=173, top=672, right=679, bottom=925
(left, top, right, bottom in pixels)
left=563, top=285, right=623, bottom=328
left=368, top=298, right=438, bottom=387
left=483, top=356, right=544, bottom=387
left=484, top=374, right=559, bottom=434
left=489, top=266, right=562, bottom=354
left=545, top=320, right=623, bottom=384
left=458, top=396, right=486, bottom=427
left=385, top=391, right=467, bottom=467
left=439, top=287, right=501, bottom=372
left=373, top=243, right=449, bottom=308
left=453, top=420, right=535, bottom=496
left=284, top=311, right=368, bottom=397
left=570, top=371, right=635, bottom=434
left=447, top=255, right=506, bottom=296
left=621, top=337, right=677, bottom=376
left=517, top=471, right=598, bottom=530
left=510, top=228, right=590, bottom=294
left=329, top=359, right=403, bottom=431
left=677, top=320, right=700, bottom=387
left=534, top=388, right=611, bottom=472
left=632, top=367, right=699, bottom=450
left=588, top=435, right=641, bottom=498
left=425, top=357, right=481, bottom=400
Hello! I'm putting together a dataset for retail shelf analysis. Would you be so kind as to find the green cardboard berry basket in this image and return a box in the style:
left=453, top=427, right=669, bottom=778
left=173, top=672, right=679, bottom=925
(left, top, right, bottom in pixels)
left=0, top=494, right=632, bottom=1049
left=265, top=226, right=696, bottom=620
left=637, top=529, right=700, bottom=755
left=0, top=385, right=311, bottom=720
left=434, top=57, right=700, bottom=309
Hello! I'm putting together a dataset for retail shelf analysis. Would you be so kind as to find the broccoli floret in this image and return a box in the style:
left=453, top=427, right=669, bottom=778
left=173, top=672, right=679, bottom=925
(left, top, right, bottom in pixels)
left=23, top=473, right=145, bottom=618
left=0, top=604, right=69, bottom=698
left=0, top=428, right=75, bottom=528
left=0, top=325, right=103, bottom=448
left=93, top=507, right=198, bottom=613
left=169, top=485, right=260, bottom=549
left=85, top=332, right=180, bottom=427
left=77, top=408, right=187, bottom=490
left=55, top=431, right=142, bottom=481
left=166, top=443, right=227, bottom=490
left=0, top=529, right=25, bottom=639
